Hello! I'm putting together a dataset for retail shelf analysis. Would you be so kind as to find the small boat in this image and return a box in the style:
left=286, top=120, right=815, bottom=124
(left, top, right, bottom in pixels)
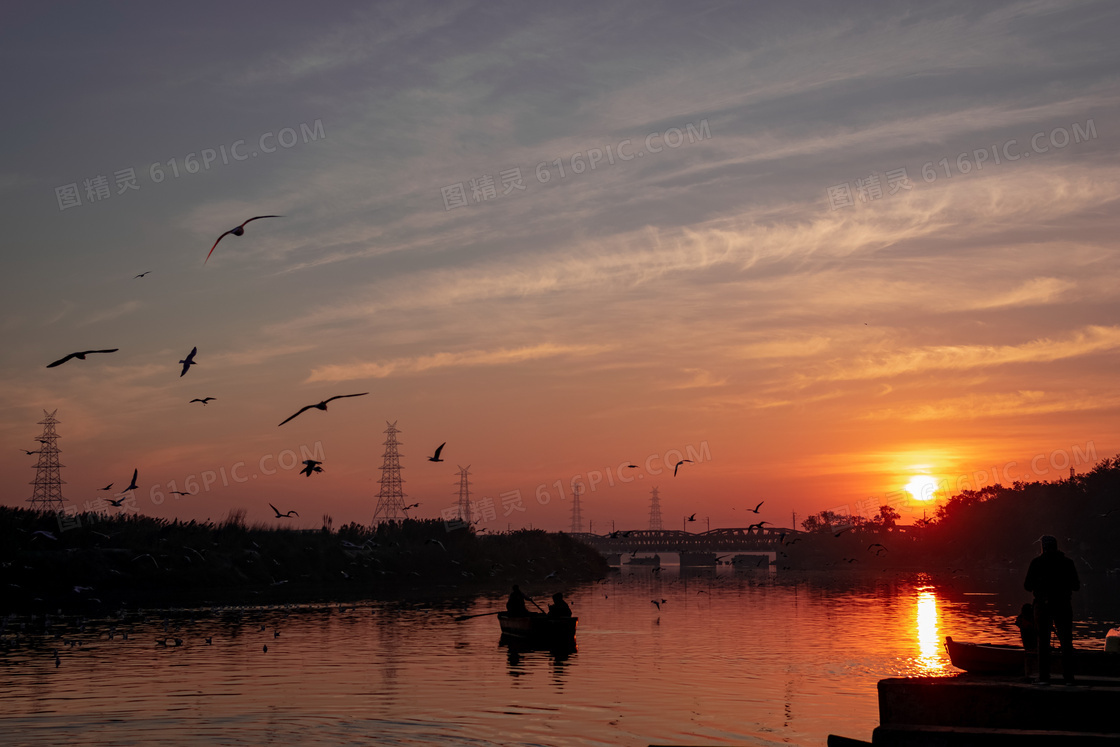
left=497, top=612, right=577, bottom=641
left=944, top=636, right=1120, bottom=676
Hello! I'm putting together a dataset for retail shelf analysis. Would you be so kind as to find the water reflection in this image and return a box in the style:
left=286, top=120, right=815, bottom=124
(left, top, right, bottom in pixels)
left=914, top=582, right=946, bottom=674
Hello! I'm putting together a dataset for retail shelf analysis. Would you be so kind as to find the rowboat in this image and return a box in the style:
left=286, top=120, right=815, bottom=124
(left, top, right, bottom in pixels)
left=497, top=612, right=577, bottom=641
left=944, top=636, right=1120, bottom=676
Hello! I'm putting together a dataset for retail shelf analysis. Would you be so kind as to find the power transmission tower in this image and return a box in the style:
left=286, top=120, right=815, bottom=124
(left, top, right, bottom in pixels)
left=28, top=409, right=66, bottom=512
left=570, top=483, right=583, bottom=533
left=456, top=465, right=472, bottom=525
left=648, top=486, right=663, bottom=531
left=372, top=421, right=408, bottom=524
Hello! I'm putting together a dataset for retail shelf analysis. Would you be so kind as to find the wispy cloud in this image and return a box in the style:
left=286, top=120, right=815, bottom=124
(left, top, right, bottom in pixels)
left=306, top=342, right=608, bottom=382
left=821, top=325, right=1120, bottom=381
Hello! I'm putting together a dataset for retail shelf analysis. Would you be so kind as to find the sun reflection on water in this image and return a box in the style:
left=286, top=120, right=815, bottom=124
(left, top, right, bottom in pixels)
left=915, top=585, right=947, bottom=674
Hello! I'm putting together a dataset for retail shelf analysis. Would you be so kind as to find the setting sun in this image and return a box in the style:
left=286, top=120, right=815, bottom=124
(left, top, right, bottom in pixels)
left=904, top=475, right=942, bottom=502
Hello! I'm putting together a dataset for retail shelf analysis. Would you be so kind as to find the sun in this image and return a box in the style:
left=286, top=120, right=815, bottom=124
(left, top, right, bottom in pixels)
left=904, top=475, right=941, bottom=502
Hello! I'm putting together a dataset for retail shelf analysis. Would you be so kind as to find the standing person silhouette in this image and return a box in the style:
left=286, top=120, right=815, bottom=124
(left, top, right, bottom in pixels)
left=1024, top=535, right=1080, bottom=685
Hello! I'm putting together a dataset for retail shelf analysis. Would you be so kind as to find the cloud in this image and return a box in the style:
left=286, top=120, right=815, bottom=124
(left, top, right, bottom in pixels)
left=305, top=342, right=608, bottom=382
left=820, top=325, right=1120, bottom=381
left=77, top=301, right=141, bottom=327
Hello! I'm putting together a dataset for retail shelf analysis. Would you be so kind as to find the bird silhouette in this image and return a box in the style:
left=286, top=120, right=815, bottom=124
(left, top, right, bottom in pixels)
left=687, top=513, right=697, bottom=522
left=404, top=503, right=420, bottom=510
left=673, top=459, right=692, bottom=477
left=278, top=393, right=369, bottom=426
left=867, top=543, right=887, bottom=554
left=20, top=449, right=40, bottom=455
left=169, top=490, right=191, bottom=496
left=299, top=459, right=323, bottom=477
left=179, top=347, right=197, bottom=377
left=189, top=397, right=216, bottom=405
left=119, top=469, right=139, bottom=494
left=624, top=463, right=639, bottom=469
left=106, top=497, right=127, bottom=507
left=426, top=538, right=447, bottom=552
left=834, top=526, right=854, bottom=537
left=749, top=500, right=765, bottom=513
left=428, top=442, right=446, bottom=462
left=205, top=215, right=283, bottom=263
left=46, top=349, right=118, bottom=368
left=747, top=521, right=771, bottom=531
left=134, top=271, right=151, bottom=278
left=269, top=503, right=298, bottom=518
left=97, top=483, right=113, bottom=491
left=651, top=599, right=667, bottom=610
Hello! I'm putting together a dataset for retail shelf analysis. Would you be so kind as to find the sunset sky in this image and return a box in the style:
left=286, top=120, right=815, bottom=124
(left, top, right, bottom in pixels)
left=2, top=1, right=1117, bottom=533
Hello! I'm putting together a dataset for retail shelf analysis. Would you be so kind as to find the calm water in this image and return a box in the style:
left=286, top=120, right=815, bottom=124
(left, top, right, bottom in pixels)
left=2, top=566, right=1117, bottom=746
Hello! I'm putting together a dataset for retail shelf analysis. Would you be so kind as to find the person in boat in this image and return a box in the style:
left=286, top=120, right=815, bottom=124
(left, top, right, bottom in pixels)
left=1024, top=535, right=1080, bottom=685
left=547, top=592, right=572, bottom=618
left=506, top=585, right=531, bottom=617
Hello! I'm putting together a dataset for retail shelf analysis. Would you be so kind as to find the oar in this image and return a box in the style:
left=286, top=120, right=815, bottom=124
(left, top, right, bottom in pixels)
left=453, top=610, right=502, bottom=622
left=526, top=596, right=547, bottom=614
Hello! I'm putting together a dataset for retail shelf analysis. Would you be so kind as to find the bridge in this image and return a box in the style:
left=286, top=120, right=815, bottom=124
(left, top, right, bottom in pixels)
left=573, top=526, right=796, bottom=557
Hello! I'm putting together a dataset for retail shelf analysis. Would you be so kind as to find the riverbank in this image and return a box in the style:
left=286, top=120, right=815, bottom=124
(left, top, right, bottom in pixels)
left=0, top=508, right=610, bottom=614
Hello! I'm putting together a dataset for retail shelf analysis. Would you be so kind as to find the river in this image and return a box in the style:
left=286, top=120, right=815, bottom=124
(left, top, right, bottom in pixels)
left=2, top=564, right=1117, bottom=746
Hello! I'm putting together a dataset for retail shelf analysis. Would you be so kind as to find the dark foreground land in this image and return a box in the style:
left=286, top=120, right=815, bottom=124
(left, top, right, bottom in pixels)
left=0, top=510, right=610, bottom=614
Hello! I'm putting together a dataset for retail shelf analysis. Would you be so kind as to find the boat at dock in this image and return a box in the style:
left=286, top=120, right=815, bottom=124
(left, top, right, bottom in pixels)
left=944, top=636, right=1120, bottom=676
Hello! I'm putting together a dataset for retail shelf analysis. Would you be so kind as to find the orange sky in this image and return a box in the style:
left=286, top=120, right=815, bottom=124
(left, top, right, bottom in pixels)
left=2, top=2, right=1118, bottom=532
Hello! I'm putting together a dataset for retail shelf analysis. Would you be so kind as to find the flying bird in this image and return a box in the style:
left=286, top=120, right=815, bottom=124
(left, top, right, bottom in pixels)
left=119, top=469, right=139, bottom=494
left=169, top=490, right=191, bottom=496
left=46, top=349, right=119, bottom=368
left=834, top=526, right=854, bottom=537
left=747, top=521, right=771, bottom=531
left=404, top=503, right=421, bottom=510
left=687, top=513, right=697, bottom=522
left=278, top=393, right=369, bottom=426
left=134, top=271, right=151, bottom=278
left=673, top=459, right=692, bottom=477
left=269, top=503, right=299, bottom=518
left=106, top=497, right=127, bottom=507
left=624, top=463, right=639, bottom=469
left=179, top=347, right=197, bottom=377
left=428, top=443, right=446, bottom=462
left=97, top=483, right=113, bottom=491
left=651, top=599, right=667, bottom=610
left=426, top=538, right=447, bottom=552
left=749, top=500, right=765, bottom=514
left=299, top=459, right=323, bottom=477
left=205, top=215, right=283, bottom=263
left=189, top=397, right=216, bottom=405
left=19, top=449, right=39, bottom=455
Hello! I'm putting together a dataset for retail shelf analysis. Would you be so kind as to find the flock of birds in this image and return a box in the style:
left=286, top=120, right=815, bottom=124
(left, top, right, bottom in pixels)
left=33, top=217, right=467, bottom=521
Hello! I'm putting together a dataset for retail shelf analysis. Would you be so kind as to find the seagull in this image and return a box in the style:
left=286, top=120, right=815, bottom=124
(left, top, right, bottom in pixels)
left=179, top=347, right=197, bottom=377
left=624, top=463, right=639, bottom=469
left=134, top=271, right=151, bottom=278
left=426, top=538, right=447, bottom=552
left=97, top=483, right=113, bottom=491
left=31, top=530, right=57, bottom=541
left=868, top=543, right=887, bottom=553
left=651, top=599, right=666, bottom=610
left=834, top=525, right=854, bottom=537
left=106, top=497, right=127, bottom=507
left=428, top=442, right=446, bottom=462
left=687, top=513, right=697, bottom=522
left=747, top=521, right=771, bottom=531
left=169, top=490, right=191, bottom=496
left=749, top=500, right=765, bottom=514
left=673, top=459, right=692, bottom=477
left=404, top=503, right=420, bottom=510
left=46, top=349, right=119, bottom=368
left=118, top=469, right=139, bottom=494
left=205, top=215, right=283, bottom=264
left=269, top=503, right=299, bottom=518
left=189, top=397, right=216, bottom=405
left=19, top=449, right=39, bottom=455
left=278, top=393, right=369, bottom=426
left=299, top=459, right=323, bottom=477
